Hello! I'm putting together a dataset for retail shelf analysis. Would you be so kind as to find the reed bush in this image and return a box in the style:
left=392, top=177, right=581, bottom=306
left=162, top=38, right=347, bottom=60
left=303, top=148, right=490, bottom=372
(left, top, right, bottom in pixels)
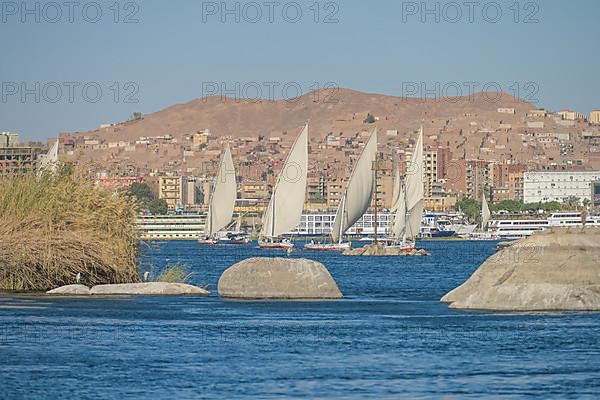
left=156, top=264, right=194, bottom=284
left=0, top=167, right=140, bottom=290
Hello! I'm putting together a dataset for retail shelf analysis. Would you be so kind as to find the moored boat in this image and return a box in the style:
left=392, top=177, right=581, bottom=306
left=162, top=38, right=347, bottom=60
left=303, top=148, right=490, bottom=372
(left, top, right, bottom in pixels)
left=306, top=129, right=378, bottom=252
left=259, top=124, right=309, bottom=250
left=379, top=127, right=424, bottom=253
left=198, top=238, right=218, bottom=245
left=258, top=238, right=294, bottom=249
left=304, top=241, right=352, bottom=251
left=198, top=144, right=237, bottom=245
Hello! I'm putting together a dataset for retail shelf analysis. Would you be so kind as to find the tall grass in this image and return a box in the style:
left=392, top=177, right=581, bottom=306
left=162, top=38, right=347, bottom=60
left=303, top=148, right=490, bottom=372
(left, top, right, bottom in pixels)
left=0, top=167, right=140, bottom=290
left=156, top=264, right=194, bottom=284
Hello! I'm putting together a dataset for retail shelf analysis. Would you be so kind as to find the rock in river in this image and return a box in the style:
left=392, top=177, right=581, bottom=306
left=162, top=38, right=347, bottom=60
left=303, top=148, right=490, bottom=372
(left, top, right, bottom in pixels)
left=442, top=227, right=600, bottom=311
left=47, top=284, right=91, bottom=295
left=343, top=244, right=430, bottom=256
left=90, top=282, right=210, bottom=296
left=218, top=257, right=342, bottom=299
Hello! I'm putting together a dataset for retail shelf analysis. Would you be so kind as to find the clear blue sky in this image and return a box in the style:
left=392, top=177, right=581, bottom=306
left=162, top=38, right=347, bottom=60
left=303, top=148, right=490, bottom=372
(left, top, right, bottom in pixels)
left=1, top=0, right=598, bottom=141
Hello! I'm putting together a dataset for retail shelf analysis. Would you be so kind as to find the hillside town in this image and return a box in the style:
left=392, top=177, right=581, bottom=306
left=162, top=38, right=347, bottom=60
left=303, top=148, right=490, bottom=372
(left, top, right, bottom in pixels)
left=3, top=95, right=600, bottom=215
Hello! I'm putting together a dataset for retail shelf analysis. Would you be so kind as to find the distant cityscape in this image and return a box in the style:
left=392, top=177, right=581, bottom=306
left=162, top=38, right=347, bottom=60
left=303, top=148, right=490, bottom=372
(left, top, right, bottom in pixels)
left=2, top=105, right=600, bottom=214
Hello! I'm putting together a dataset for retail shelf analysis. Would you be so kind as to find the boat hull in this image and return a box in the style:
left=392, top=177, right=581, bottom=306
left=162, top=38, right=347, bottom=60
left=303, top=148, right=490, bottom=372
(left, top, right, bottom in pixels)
left=218, top=239, right=250, bottom=245
left=258, top=240, right=294, bottom=249
left=198, top=239, right=218, bottom=245
left=379, top=240, right=416, bottom=252
left=431, top=230, right=456, bottom=238
left=304, top=242, right=352, bottom=251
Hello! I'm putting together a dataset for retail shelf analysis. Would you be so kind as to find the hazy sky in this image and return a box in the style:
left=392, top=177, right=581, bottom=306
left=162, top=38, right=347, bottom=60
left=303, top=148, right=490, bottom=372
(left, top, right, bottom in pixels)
left=1, top=0, right=599, bottom=141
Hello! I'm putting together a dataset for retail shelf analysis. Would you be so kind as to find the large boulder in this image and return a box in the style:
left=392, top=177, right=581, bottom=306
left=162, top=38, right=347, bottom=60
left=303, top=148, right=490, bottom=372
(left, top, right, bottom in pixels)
left=343, top=244, right=430, bottom=256
left=47, top=284, right=90, bottom=295
left=218, top=257, right=342, bottom=299
left=442, top=228, right=600, bottom=311
left=90, top=282, right=210, bottom=296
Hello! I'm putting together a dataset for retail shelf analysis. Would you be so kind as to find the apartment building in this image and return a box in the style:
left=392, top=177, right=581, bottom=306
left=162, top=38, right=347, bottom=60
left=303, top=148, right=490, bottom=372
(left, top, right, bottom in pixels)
left=159, top=176, right=188, bottom=210
left=523, top=171, right=600, bottom=204
left=465, top=160, right=494, bottom=199
left=0, top=147, right=37, bottom=176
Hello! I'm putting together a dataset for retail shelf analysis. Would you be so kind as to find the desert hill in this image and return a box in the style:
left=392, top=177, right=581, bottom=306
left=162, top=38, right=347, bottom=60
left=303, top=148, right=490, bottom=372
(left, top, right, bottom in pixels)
left=76, top=88, right=535, bottom=140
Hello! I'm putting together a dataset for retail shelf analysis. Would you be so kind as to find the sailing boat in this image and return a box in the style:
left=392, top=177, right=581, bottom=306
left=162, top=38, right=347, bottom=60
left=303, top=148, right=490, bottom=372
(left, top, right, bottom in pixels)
left=383, top=126, right=424, bottom=251
left=467, top=193, right=498, bottom=240
left=258, top=124, right=309, bottom=249
left=38, top=138, right=60, bottom=175
left=218, top=213, right=249, bottom=244
left=198, top=144, right=237, bottom=245
left=481, top=194, right=491, bottom=231
left=305, top=129, right=378, bottom=251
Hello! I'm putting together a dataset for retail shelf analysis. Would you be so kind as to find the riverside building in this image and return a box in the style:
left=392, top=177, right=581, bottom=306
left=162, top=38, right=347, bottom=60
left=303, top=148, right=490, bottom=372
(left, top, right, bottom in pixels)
left=523, top=171, right=600, bottom=204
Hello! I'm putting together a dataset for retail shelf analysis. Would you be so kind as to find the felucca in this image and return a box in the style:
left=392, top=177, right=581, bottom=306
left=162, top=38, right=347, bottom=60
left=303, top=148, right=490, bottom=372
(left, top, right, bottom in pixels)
left=198, top=144, right=237, bottom=245
left=305, top=129, right=378, bottom=251
left=383, top=126, right=425, bottom=251
left=468, top=193, right=499, bottom=240
left=258, top=124, right=309, bottom=249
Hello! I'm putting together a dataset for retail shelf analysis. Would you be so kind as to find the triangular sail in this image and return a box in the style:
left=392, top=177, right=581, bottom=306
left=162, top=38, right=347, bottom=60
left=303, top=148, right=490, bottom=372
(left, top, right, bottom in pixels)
left=481, top=195, right=491, bottom=231
left=390, top=163, right=402, bottom=213
left=260, top=124, right=309, bottom=238
left=206, top=144, right=237, bottom=237
left=391, top=183, right=406, bottom=238
left=331, top=129, right=378, bottom=243
left=38, top=138, right=59, bottom=175
left=404, top=127, right=424, bottom=241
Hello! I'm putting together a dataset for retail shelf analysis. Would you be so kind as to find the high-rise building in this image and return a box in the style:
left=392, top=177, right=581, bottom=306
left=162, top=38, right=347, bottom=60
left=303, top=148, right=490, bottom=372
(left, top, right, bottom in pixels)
left=523, top=171, right=600, bottom=204
left=185, top=177, right=201, bottom=206
left=424, top=150, right=438, bottom=198
left=492, top=164, right=527, bottom=201
left=465, top=160, right=494, bottom=199
left=159, top=176, right=188, bottom=210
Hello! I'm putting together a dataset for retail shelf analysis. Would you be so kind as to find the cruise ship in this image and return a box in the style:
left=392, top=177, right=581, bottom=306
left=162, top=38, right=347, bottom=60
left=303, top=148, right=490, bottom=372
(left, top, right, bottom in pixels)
left=287, top=213, right=393, bottom=238
left=136, top=211, right=598, bottom=241
left=489, top=212, right=600, bottom=239
left=286, top=212, right=458, bottom=239
left=135, top=212, right=459, bottom=241
left=137, top=214, right=205, bottom=240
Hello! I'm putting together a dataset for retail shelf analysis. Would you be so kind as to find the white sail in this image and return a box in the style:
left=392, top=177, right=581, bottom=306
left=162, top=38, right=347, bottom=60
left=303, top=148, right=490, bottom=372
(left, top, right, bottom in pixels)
left=261, top=124, right=309, bottom=238
left=206, top=144, right=237, bottom=237
left=331, top=129, right=378, bottom=243
left=391, top=183, right=407, bottom=239
left=38, top=138, right=59, bottom=175
left=404, top=127, right=424, bottom=240
left=390, top=163, right=402, bottom=213
left=481, top=194, right=491, bottom=231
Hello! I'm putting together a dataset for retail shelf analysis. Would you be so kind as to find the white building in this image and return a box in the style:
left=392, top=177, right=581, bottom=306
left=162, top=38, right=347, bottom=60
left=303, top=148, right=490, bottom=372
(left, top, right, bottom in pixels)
left=497, top=107, right=515, bottom=114
left=1, top=131, right=19, bottom=147
left=523, top=171, right=600, bottom=204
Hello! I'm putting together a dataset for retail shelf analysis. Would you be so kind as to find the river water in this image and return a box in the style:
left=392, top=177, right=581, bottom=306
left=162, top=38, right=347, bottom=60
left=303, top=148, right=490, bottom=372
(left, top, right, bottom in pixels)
left=2, top=241, right=600, bottom=399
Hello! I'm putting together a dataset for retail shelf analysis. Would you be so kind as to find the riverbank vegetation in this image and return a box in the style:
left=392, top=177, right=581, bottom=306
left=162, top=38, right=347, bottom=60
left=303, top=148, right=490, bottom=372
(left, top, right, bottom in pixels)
left=127, top=182, right=168, bottom=215
left=0, top=168, right=140, bottom=291
left=456, top=197, right=578, bottom=222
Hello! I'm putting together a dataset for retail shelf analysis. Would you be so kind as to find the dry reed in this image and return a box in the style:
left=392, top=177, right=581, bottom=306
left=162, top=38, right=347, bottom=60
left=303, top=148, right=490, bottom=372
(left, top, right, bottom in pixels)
left=156, top=264, right=194, bottom=284
left=0, top=168, right=140, bottom=291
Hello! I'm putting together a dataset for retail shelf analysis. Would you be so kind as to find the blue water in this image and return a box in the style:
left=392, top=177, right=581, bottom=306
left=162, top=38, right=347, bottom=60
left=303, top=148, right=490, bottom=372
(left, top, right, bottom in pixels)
left=2, top=241, right=600, bottom=399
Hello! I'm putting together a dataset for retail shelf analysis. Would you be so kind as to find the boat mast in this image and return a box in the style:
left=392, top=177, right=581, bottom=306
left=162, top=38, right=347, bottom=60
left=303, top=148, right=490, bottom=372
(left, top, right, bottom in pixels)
left=271, top=186, right=276, bottom=239
left=339, top=194, right=346, bottom=244
left=403, top=182, right=408, bottom=243
left=373, top=157, right=379, bottom=245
